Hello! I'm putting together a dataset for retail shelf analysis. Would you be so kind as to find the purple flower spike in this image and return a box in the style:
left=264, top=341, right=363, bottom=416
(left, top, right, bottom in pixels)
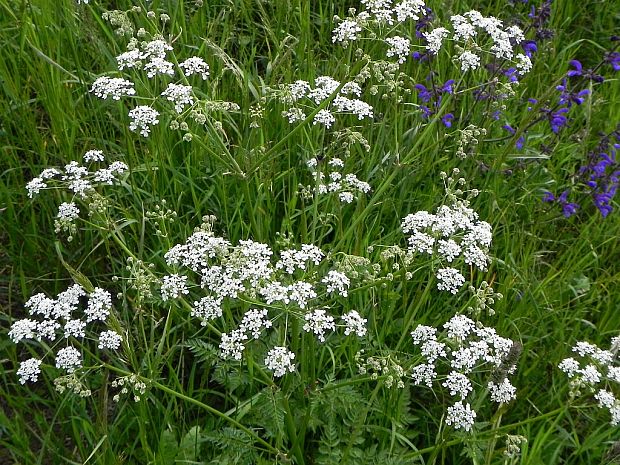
left=542, top=191, right=556, bottom=202
left=415, top=84, right=432, bottom=103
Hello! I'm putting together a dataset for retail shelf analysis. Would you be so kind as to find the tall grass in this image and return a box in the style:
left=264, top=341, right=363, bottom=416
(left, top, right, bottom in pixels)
left=1, top=0, right=619, bottom=464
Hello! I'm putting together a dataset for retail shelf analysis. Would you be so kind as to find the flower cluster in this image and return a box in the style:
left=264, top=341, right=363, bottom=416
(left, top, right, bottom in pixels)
left=332, top=1, right=428, bottom=52
left=544, top=128, right=620, bottom=218
left=91, top=27, right=225, bottom=137
left=301, top=157, right=372, bottom=204
left=9, top=284, right=121, bottom=386
left=401, top=171, right=492, bottom=294
left=25, top=150, right=128, bottom=240
left=559, top=336, right=620, bottom=426
left=410, top=315, right=518, bottom=431
left=161, top=218, right=369, bottom=370
left=279, top=77, right=373, bottom=129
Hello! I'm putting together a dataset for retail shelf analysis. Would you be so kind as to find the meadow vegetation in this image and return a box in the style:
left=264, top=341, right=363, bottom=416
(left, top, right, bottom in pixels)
left=0, top=0, right=619, bottom=463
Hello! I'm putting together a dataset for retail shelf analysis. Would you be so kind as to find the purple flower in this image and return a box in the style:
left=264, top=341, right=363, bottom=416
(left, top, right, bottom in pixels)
left=503, top=124, right=525, bottom=150
left=562, top=201, right=579, bottom=217
left=542, top=191, right=555, bottom=202
left=522, top=40, right=538, bottom=57
left=567, top=60, right=583, bottom=77
left=604, top=51, right=620, bottom=71
left=415, top=84, right=432, bottom=103
left=556, top=79, right=590, bottom=106
left=412, top=51, right=429, bottom=62
left=441, top=80, right=455, bottom=94
left=548, top=107, right=569, bottom=133
left=558, top=190, right=579, bottom=217
left=503, top=67, right=519, bottom=82
left=441, top=113, right=454, bottom=128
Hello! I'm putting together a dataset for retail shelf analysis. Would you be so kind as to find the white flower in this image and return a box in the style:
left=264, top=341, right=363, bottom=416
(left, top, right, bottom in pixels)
left=85, top=288, right=112, bottom=322
left=394, top=0, right=426, bottom=22
left=423, top=27, right=449, bottom=54
left=264, top=346, right=296, bottom=377
left=53, top=284, right=85, bottom=319
left=192, top=296, right=223, bottom=325
left=421, top=339, right=447, bottom=363
left=83, top=150, right=105, bottom=163
left=64, top=319, right=86, bottom=339
left=37, top=320, right=60, bottom=341
left=408, top=232, right=435, bottom=255
left=558, top=357, right=580, bottom=377
left=288, top=80, right=311, bottom=101
left=57, top=202, right=79, bottom=221
left=445, top=401, right=476, bottom=431
left=411, top=325, right=437, bottom=345
left=161, top=83, right=194, bottom=113
left=443, top=371, right=473, bottom=399
left=276, top=245, right=324, bottom=274
left=342, top=310, right=367, bottom=337
left=443, top=315, right=476, bottom=341
left=17, top=358, right=42, bottom=384
left=411, top=363, right=437, bottom=387
left=515, top=53, right=532, bottom=75
left=332, top=19, right=362, bottom=44
left=332, top=96, right=374, bottom=120
left=55, top=346, right=82, bottom=373
left=488, top=378, right=517, bottom=403
left=161, top=274, right=189, bottom=301
left=303, top=309, right=336, bottom=342
left=239, top=308, right=272, bottom=339
left=437, top=239, right=461, bottom=262
left=25, top=293, right=56, bottom=318
left=339, top=192, right=354, bottom=203
left=451, top=15, right=477, bottom=41
left=26, top=177, right=46, bottom=198
left=287, top=281, right=317, bottom=309
left=385, top=36, right=411, bottom=64
left=219, top=329, right=247, bottom=360
left=141, top=39, right=173, bottom=60
left=579, top=364, right=602, bottom=384
left=283, top=108, right=306, bottom=123
left=595, top=390, right=616, bottom=409
left=144, top=57, right=175, bottom=78
left=116, top=49, right=142, bottom=70
left=90, top=77, right=136, bottom=100
left=457, top=51, right=481, bottom=72
left=309, top=76, right=340, bottom=103
left=322, top=270, right=350, bottom=297
left=9, top=319, right=38, bottom=343
left=179, top=56, right=210, bottom=80
left=98, top=330, right=122, bottom=350
left=436, top=268, right=465, bottom=294
left=573, top=341, right=598, bottom=357
left=313, top=109, right=336, bottom=128
left=128, top=106, right=160, bottom=137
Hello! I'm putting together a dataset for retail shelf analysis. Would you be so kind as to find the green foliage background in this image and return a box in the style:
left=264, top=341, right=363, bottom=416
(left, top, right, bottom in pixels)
left=0, top=0, right=619, bottom=463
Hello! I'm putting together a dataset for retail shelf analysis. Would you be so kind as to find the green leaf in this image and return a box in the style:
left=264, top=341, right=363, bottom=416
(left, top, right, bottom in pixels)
left=177, top=426, right=201, bottom=462
left=155, top=429, right=178, bottom=465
